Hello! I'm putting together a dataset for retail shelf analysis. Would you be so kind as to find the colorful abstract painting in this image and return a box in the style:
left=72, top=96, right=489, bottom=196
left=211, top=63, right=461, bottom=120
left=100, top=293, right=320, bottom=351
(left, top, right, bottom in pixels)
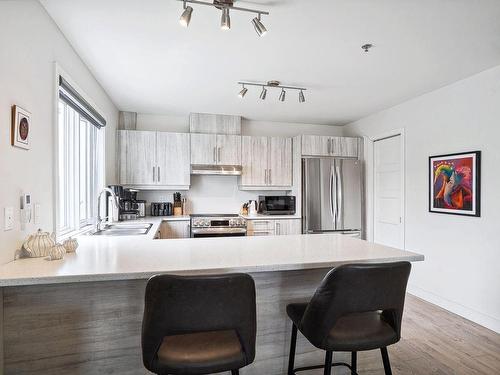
left=429, top=151, right=481, bottom=217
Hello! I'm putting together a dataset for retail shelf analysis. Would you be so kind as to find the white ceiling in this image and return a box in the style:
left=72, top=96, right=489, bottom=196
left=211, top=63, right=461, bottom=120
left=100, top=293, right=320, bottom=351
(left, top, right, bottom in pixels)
left=41, top=0, right=500, bottom=125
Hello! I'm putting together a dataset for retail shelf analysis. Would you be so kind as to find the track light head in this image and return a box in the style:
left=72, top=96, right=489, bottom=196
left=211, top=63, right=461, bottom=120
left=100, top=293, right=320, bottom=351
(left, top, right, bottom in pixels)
left=299, top=90, right=305, bottom=103
left=279, top=89, right=286, bottom=102
left=221, top=7, right=231, bottom=30
left=179, top=3, right=193, bottom=27
left=252, top=14, right=267, bottom=37
left=260, top=86, right=267, bottom=100
left=238, top=86, right=248, bottom=98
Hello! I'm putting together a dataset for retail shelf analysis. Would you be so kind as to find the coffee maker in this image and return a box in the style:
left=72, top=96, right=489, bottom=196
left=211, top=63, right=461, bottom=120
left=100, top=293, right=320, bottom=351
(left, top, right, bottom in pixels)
left=107, top=185, right=142, bottom=221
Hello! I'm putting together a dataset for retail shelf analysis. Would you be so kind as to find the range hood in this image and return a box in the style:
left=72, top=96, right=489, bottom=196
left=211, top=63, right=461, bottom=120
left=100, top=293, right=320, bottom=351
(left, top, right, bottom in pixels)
left=191, top=164, right=242, bottom=176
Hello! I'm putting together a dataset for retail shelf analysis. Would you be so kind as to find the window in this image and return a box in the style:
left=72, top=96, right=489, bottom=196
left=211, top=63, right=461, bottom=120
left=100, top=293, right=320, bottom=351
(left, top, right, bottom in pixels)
left=56, top=75, right=106, bottom=238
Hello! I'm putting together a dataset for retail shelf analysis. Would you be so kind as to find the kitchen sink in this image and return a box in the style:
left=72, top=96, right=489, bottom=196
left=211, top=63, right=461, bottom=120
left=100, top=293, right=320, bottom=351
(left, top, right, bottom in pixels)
left=90, top=223, right=153, bottom=236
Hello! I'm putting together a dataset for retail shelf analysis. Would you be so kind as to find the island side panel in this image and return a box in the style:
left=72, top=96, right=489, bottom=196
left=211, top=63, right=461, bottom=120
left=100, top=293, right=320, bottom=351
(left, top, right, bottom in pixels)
left=3, top=269, right=330, bottom=375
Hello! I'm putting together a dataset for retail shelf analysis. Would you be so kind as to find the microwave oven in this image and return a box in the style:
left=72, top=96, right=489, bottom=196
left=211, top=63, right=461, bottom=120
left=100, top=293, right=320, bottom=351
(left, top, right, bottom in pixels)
left=258, top=196, right=296, bottom=215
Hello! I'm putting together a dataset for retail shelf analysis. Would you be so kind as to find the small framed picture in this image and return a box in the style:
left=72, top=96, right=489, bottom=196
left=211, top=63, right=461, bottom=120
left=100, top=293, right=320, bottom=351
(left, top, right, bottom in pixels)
left=429, top=151, right=481, bottom=217
left=11, top=105, right=31, bottom=150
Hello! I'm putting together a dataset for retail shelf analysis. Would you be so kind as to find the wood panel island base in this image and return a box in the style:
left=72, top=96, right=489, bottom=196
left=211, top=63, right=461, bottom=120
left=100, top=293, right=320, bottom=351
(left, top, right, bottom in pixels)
left=0, top=232, right=424, bottom=374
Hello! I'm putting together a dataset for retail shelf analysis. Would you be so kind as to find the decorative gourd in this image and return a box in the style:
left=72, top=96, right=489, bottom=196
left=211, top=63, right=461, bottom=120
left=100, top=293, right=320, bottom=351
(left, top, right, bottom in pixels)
left=49, top=243, right=66, bottom=261
left=63, top=237, right=78, bottom=253
left=23, top=229, right=56, bottom=258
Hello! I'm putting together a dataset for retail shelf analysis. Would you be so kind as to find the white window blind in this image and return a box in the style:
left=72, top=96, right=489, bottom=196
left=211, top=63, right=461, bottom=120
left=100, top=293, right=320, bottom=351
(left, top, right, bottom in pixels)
left=56, top=76, right=105, bottom=238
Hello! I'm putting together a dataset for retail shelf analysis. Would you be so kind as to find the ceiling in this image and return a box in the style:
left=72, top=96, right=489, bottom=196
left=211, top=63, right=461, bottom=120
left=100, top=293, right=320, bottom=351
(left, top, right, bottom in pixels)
left=40, top=0, right=500, bottom=125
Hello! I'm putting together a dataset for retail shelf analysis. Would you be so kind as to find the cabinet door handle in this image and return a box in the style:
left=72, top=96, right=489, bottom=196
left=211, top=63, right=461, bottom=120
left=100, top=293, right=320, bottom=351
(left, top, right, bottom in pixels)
left=153, top=166, right=156, bottom=182
left=264, top=169, right=267, bottom=184
left=327, top=138, right=331, bottom=154
left=158, top=166, right=161, bottom=182
left=269, top=169, right=272, bottom=185
left=213, top=147, right=217, bottom=163
left=276, top=222, right=280, bottom=235
left=218, top=147, right=221, bottom=163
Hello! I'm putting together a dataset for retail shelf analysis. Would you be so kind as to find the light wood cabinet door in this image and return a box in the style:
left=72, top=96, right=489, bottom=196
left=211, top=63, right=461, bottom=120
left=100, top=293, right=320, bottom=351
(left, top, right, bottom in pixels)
left=216, top=135, right=241, bottom=165
left=157, top=132, right=190, bottom=187
left=301, top=135, right=330, bottom=156
left=241, top=136, right=268, bottom=186
left=275, top=219, right=302, bottom=235
left=191, top=133, right=217, bottom=165
left=119, top=130, right=157, bottom=185
left=160, top=221, right=190, bottom=239
left=268, top=137, right=292, bottom=187
left=246, top=219, right=275, bottom=236
left=189, top=113, right=241, bottom=134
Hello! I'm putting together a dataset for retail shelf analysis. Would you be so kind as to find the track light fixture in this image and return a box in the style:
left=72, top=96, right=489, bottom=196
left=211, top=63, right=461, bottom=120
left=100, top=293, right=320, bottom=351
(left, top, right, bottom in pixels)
left=259, top=86, right=267, bottom=100
left=252, top=14, right=267, bottom=37
left=238, top=85, right=248, bottom=98
left=237, top=81, right=307, bottom=103
left=177, top=0, right=269, bottom=36
left=221, top=7, right=231, bottom=30
left=179, top=2, right=194, bottom=27
left=299, top=90, right=305, bottom=103
left=279, top=89, right=286, bottom=102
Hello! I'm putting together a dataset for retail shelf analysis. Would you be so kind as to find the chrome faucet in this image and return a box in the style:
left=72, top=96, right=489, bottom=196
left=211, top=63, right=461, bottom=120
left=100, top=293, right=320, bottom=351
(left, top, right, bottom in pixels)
left=96, top=187, right=120, bottom=231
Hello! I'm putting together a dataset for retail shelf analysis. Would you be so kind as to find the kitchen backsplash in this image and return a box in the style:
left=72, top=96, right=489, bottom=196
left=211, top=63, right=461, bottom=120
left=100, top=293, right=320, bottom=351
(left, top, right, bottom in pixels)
left=137, top=175, right=289, bottom=215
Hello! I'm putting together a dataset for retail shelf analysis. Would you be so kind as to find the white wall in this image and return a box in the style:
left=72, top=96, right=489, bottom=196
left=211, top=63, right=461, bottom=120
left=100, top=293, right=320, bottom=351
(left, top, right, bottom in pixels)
left=344, top=65, right=500, bottom=333
left=0, top=0, right=118, bottom=264
left=136, top=115, right=344, bottom=213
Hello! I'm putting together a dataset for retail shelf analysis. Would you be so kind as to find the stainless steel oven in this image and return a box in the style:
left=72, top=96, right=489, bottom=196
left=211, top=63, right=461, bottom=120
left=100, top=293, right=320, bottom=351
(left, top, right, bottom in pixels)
left=190, top=214, right=247, bottom=238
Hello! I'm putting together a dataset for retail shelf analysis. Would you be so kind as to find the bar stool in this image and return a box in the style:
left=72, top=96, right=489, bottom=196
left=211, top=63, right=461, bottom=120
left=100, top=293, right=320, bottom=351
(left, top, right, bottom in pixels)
left=286, top=262, right=411, bottom=375
left=142, top=273, right=256, bottom=375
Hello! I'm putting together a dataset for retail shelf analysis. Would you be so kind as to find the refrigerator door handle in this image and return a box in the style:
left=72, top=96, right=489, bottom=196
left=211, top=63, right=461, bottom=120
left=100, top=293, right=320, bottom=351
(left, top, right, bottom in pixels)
left=329, top=164, right=335, bottom=223
left=335, top=163, right=342, bottom=229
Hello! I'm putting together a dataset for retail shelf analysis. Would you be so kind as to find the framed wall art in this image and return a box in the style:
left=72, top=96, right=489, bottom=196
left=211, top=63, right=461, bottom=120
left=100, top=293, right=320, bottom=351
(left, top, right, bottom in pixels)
left=429, top=151, right=481, bottom=217
left=11, top=105, right=31, bottom=150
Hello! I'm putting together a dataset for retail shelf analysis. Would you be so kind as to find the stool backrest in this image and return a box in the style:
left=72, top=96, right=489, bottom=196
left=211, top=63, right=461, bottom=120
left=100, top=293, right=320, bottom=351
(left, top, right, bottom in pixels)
left=142, top=273, right=256, bottom=369
left=300, top=262, right=411, bottom=348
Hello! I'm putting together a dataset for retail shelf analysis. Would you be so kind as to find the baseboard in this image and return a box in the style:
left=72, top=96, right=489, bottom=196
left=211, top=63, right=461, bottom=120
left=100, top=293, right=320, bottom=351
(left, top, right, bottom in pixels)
left=407, top=284, right=500, bottom=334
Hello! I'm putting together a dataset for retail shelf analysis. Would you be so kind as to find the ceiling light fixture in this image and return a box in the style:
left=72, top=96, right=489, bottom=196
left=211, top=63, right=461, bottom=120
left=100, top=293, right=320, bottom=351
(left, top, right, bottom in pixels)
left=259, top=86, right=267, bottom=100
left=176, top=0, right=269, bottom=35
left=237, top=81, right=307, bottom=103
left=279, top=89, right=286, bottom=102
left=299, top=90, right=305, bottom=103
left=238, top=85, right=248, bottom=98
left=252, top=14, right=267, bottom=37
left=221, top=7, right=231, bottom=30
left=179, top=1, right=194, bottom=27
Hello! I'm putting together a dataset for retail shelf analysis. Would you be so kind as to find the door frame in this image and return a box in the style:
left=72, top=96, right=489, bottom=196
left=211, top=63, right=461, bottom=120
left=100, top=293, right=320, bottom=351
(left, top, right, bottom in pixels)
left=367, top=128, right=406, bottom=249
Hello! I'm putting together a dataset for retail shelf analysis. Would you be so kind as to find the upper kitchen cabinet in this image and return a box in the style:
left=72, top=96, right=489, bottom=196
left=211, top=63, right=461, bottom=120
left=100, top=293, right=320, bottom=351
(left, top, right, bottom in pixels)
left=301, top=135, right=359, bottom=158
left=156, top=132, right=190, bottom=187
left=119, top=130, right=157, bottom=186
left=119, top=130, right=190, bottom=190
left=240, top=136, right=292, bottom=189
left=189, top=113, right=241, bottom=135
left=190, top=133, right=241, bottom=166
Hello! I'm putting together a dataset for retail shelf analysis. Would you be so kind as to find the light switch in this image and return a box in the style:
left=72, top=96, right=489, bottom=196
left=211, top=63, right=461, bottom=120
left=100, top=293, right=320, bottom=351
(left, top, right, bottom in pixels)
left=4, top=207, right=14, bottom=231
left=34, top=203, right=41, bottom=224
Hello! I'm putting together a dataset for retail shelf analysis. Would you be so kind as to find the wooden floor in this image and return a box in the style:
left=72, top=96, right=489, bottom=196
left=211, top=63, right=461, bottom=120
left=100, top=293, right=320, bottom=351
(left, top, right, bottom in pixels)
left=305, top=294, right=500, bottom=375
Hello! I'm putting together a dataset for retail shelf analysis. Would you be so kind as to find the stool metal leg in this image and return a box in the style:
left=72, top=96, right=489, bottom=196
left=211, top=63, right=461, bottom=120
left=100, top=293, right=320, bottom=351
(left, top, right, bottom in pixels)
left=288, top=324, right=298, bottom=375
left=380, top=347, right=392, bottom=375
left=324, top=351, right=333, bottom=375
left=351, top=351, right=357, bottom=374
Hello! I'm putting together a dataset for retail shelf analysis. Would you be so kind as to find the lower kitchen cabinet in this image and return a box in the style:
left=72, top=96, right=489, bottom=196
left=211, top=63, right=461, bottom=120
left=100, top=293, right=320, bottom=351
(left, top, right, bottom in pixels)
left=246, top=219, right=301, bottom=236
left=159, top=220, right=190, bottom=239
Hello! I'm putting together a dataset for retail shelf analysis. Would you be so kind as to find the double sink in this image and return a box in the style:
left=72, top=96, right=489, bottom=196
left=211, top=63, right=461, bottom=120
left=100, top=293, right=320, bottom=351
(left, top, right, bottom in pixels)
left=91, top=223, right=153, bottom=236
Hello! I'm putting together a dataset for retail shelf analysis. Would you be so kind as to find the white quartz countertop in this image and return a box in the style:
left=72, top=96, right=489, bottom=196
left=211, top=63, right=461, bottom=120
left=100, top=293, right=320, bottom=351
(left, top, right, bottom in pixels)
left=0, top=216, right=424, bottom=286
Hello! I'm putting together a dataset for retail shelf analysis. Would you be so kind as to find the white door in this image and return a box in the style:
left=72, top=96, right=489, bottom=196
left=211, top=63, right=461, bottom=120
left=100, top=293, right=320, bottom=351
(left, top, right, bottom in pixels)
left=373, top=135, right=404, bottom=249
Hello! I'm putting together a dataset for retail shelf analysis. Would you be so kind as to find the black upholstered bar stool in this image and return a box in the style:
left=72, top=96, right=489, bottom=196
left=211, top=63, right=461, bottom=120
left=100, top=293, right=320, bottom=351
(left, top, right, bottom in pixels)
left=287, top=262, right=411, bottom=375
left=142, top=273, right=256, bottom=375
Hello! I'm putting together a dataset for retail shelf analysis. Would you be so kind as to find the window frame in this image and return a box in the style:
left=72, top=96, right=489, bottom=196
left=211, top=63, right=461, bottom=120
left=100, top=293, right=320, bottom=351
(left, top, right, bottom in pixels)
left=54, top=64, right=106, bottom=240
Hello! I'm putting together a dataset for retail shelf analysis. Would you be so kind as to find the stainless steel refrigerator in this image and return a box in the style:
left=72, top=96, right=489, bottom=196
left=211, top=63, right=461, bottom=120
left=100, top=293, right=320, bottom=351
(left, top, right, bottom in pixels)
left=302, top=158, right=363, bottom=238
